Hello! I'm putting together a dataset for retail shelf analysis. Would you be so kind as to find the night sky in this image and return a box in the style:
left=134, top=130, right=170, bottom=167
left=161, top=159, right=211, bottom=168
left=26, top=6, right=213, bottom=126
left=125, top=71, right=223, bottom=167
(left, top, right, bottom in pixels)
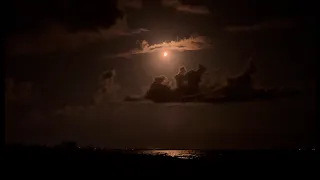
left=5, top=0, right=316, bottom=149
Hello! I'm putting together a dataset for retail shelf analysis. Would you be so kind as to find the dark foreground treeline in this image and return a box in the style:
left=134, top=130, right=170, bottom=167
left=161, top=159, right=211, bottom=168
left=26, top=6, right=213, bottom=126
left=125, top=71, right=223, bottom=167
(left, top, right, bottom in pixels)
left=4, top=142, right=316, bottom=165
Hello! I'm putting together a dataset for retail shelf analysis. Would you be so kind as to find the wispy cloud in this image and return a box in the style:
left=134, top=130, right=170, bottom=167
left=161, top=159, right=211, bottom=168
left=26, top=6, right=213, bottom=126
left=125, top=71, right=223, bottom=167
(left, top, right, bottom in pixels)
left=162, top=0, right=210, bottom=15
left=110, top=35, right=212, bottom=58
left=125, top=28, right=150, bottom=35
left=225, top=19, right=297, bottom=32
left=176, top=5, right=210, bottom=15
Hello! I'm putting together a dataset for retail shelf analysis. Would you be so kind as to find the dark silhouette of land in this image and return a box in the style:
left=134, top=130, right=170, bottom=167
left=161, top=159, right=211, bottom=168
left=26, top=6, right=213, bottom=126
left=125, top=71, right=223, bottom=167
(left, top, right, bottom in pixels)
left=4, top=142, right=316, bottom=166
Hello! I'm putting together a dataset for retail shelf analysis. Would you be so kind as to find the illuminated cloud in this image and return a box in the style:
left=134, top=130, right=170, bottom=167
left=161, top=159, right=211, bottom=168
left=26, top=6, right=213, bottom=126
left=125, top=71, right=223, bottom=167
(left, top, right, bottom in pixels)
left=176, top=5, right=210, bottom=14
left=162, top=0, right=210, bottom=15
left=111, top=35, right=212, bottom=58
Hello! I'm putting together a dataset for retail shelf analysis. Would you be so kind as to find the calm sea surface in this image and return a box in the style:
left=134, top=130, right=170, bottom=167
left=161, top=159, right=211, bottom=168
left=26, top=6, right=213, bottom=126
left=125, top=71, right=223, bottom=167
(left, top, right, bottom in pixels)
left=6, top=96, right=316, bottom=150
left=136, top=150, right=205, bottom=159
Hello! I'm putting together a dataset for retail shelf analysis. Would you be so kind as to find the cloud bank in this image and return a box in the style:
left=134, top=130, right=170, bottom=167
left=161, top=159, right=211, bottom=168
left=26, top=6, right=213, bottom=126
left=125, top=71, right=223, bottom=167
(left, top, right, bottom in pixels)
left=162, top=0, right=210, bottom=15
left=111, top=35, right=212, bottom=58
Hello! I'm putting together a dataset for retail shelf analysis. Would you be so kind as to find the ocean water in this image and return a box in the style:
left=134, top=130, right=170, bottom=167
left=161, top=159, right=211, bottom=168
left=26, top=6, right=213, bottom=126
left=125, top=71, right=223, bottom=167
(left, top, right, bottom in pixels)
left=6, top=96, right=316, bottom=150
left=136, top=150, right=205, bottom=159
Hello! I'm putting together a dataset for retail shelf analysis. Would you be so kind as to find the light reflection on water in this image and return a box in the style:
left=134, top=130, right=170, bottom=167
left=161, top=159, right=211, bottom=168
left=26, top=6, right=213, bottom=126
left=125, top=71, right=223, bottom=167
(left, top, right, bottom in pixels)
left=137, top=150, right=204, bottom=159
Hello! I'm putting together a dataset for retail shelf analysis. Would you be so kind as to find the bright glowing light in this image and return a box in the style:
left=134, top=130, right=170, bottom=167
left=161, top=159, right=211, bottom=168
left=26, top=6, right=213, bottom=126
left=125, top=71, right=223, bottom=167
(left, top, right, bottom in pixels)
left=138, top=150, right=201, bottom=159
left=163, top=52, right=168, bottom=57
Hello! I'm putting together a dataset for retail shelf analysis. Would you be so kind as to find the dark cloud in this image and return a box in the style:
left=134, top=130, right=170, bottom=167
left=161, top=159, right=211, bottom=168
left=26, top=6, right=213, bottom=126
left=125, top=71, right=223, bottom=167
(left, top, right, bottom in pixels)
left=5, top=78, right=41, bottom=123
left=162, top=0, right=210, bottom=14
left=118, top=0, right=143, bottom=9
left=93, top=69, right=121, bottom=104
left=124, top=59, right=304, bottom=103
left=5, top=68, right=121, bottom=118
left=224, top=19, right=297, bottom=32
left=5, top=78, right=34, bottom=105
left=6, top=0, right=123, bottom=34
left=6, top=0, right=148, bottom=56
left=6, top=17, right=149, bottom=56
left=53, top=68, right=121, bottom=115
left=111, top=35, right=212, bottom=58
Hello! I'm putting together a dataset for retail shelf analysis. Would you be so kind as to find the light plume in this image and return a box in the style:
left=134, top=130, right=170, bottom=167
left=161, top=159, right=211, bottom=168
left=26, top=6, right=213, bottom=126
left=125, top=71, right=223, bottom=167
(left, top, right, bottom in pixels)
left=112, top=35, right=211, bottom=58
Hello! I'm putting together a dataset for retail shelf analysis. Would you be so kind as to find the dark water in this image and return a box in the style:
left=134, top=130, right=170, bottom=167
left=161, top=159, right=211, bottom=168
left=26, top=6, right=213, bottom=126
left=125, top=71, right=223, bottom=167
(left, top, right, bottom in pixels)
left=6, top=96, right=316, bottom=150
left=136, top=150, right=205, bottom=159
left=133, top=149, right=316, bottom=160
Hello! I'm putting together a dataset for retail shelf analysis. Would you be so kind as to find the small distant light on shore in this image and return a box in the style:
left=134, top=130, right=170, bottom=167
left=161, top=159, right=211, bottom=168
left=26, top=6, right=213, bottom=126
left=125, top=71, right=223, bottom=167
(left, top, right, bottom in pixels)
left=312, top=148, right=315, bottom=151
left=298, top=149, right=301, bottom=151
